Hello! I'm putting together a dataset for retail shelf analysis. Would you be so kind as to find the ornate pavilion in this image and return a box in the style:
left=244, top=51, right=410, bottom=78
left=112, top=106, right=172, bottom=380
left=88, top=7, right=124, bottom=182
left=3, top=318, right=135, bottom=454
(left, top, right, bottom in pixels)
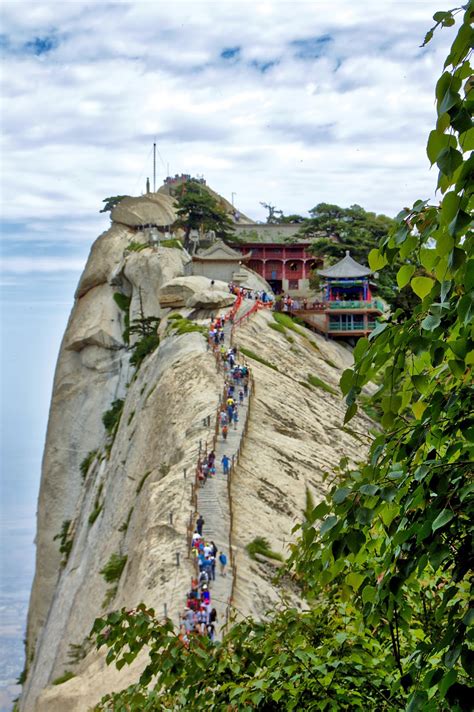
left=289, top=251, right=384, bottom=338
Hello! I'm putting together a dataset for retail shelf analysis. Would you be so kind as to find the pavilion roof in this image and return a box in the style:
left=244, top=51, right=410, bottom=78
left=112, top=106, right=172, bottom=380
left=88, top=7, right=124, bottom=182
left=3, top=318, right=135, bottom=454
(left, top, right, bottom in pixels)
left=317, top=251, right=372, bottom=278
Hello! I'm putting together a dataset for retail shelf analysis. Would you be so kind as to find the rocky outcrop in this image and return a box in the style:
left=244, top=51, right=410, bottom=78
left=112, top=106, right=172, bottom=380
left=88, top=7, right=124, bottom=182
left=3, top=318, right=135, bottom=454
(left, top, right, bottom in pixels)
left=158, top=276, right=234, bottom=308
left=230, top=310, right=372, bottom=619
left=22, top=224, right=373, bottom=710
left=75, top=224, right=134, bottom=299
left=111, top=193, right=176, bottom=228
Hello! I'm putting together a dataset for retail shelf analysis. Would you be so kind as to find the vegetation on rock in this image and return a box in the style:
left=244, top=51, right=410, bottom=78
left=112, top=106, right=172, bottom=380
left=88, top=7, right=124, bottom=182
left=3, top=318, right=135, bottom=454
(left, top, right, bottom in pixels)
left=91, top=8, right=473, bottom=710
left=53, top=519, right=74, bottom=564
left=100, top=196, right=130, bottom=213
left=174, top=179, right=235, bottom=248
left=246, top=536, right=284, bottom=562
left=99, top=554, right=128, bottom=584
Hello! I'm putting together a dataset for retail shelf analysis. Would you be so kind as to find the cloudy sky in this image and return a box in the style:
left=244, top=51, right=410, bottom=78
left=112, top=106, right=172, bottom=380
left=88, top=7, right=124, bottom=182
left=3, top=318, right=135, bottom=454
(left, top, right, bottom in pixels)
left=0, top=0, right=457, bottom=626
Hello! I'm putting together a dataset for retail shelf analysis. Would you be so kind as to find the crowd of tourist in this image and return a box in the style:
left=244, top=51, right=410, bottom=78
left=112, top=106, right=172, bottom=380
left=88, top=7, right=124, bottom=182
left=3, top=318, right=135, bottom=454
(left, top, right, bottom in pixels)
left=228, top=282, right=273, bottom=303
left=179, top=518, right=228, bottom=646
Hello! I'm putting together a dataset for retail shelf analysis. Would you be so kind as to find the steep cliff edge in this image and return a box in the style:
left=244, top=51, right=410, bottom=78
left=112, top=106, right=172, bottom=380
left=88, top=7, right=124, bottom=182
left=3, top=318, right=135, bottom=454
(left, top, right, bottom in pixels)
left=22, top=229, right=373, bottom=710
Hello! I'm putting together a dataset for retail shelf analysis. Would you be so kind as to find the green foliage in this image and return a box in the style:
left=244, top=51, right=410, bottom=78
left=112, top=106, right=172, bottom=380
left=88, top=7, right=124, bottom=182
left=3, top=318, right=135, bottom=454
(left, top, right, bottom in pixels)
left=239, top=346, right=278, bottom=371
left=118, top=507, right=134, bottom=533
left=136, top=471, right=151, bottom=495
left=99, top=196, right=129, bottom=213
left=126, top=241, right=148, bottom=252
left=16, top=667, right=27, bottom=685
left=88, top=504, right=103, bottom=526
left=113, top=293, right=131, bottom=312
left=100, top=553, right=128, bottom=584
left=130, top=333, right=159, bottom=368
left=167, top=317, right=208, bottom=338
left=91, top=11, right=473, bottom=711
left=102, top=585, right=118, bottom=610
left=269, top=321, right=286, bottom=335
left=52, top=671, right=75, bottom=685
left=102, top=399, right=124, bottom=435
left=53, top=519, right=74, bottom=563
left=307, top=373, right=338, bottom=395
left=299, top=202, right=415, bottom=309
left=174, top=179, right=235, bottom=245
left=159, top=238, right=182, bottom=249
left=273, top=311, right=318, bottom=346
left=246, top=536, right=284, bottom=561
left=80, top=449, right=98, bottom=480
left=67, top=638, right=91, bottom=665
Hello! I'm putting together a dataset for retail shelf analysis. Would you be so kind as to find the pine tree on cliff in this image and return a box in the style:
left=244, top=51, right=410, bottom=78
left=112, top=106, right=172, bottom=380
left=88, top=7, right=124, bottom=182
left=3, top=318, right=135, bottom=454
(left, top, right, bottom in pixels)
left=174, top=179, right=235, bottom=250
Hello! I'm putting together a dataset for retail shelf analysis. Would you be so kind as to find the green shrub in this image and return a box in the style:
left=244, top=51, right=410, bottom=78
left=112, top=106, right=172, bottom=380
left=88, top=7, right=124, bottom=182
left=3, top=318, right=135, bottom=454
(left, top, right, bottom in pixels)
left=102, top=399, right=124, bottom=434
left=136, top=471, right=151, bottom=494
left=239, top=347, right=278, bottom=371
left=130, top=334, right=159, bottom=368
left=52, top=671, right=75, bottom=685
left=119, top=507, right=134, bottom=533
left=53, top=520, right=74, bottom=562
left=168, top=313, right=183, bottom=320
left=127, top=241, right=148, bottom=252
left=88, top=504, right=103, bottom=526
left=160, top=239, right=182, bottom=249
left=299, top=380, right=312, bottom=389
left=80, top=450, right=98, bottom=480
left=113, top=293, right=131, bottom=312
left=274, top=312, right=319, bottom=347
left=269, top=322, right=286, bottom=335
left=168, top=317, right=207, bottom=338
left=246, top=537, right=283, bottom=562
left=307, top=374, right=338, bottom=396
left=67, top=638, right=91, bottom=665
left=100, top=553, right=128, bottom=583
left=102, top=585, right=118, bottom=610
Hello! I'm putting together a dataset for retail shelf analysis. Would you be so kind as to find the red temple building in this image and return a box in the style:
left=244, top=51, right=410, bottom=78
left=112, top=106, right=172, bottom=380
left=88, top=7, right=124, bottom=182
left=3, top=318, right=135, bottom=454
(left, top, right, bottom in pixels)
left=236, top=242, right=323, bottom=294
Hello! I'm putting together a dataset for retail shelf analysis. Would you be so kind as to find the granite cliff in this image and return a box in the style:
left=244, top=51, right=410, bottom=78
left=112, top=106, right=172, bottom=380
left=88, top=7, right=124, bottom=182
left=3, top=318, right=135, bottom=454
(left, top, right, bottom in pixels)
left=21, top=216, right=372, bottom=710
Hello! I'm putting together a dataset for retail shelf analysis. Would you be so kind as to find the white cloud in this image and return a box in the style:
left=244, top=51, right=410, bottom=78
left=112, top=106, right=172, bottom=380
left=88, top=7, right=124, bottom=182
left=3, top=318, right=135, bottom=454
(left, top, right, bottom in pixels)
left=0, top=0, right=458, bottom=251
left=0, top=257, right=86, bottom=273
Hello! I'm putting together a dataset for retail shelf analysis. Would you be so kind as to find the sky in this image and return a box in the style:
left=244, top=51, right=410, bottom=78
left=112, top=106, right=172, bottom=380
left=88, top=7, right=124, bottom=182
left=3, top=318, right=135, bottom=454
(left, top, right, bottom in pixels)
left=0, top=0, right=458, bottom=699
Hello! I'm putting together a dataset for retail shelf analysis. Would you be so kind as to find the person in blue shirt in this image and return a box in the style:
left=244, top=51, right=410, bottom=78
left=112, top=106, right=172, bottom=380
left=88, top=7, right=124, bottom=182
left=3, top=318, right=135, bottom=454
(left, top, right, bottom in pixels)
left=221, top=454, right=230, bottom=475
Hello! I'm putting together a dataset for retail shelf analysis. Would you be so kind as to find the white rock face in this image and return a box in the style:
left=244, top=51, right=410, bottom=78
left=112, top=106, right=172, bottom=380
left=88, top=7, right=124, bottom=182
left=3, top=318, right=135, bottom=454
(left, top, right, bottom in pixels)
left=123, top=246, right=190, bottom=324
left=76, top=224, right=134, bottom=299
left=22, top=235, right=373, bottom=710
left=186, top=288, right=235, bottom=309
left=158, top=275, right=231, bottom=307
left=65, top=284, right=124, bottom=352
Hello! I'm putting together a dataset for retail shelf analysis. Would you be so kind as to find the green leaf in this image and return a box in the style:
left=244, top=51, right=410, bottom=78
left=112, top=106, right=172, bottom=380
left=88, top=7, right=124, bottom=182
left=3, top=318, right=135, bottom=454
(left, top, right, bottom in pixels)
left=353, top=337, right=369, bottom=361
left=421, top=314, right=441, bottom=331
left=368, top=321, right=388, bottom=342
left=344, top=402, right=357, bottom=424
left=368, top=248, right=387, bottom=271
left=339, top=368, right=354, bottom=396
left=333, top=487, right=351, bottom=504
left=432, top=509, right=454, bottom=532
left=411, top=276, right=434, bottom=299
left=320, top=515, right=338, bottom=536
left=345, top=572, right=365, bottom=592
left=460, top=126, right=474, bottom=152
left=439, top=668, right=457, bottom=698
left=437, top=147, right=463, bottom=176
left=397, top=264, right=416, bottom=289
left=426, top=130, right=456, bottom=165
left=362, top=585, right=376, bottom=603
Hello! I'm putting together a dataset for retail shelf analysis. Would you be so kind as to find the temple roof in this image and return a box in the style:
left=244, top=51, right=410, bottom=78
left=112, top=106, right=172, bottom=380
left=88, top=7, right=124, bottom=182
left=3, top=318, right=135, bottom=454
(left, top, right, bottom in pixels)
left=193, top=240, right=251, bottom=262
left=317, top=251, right=372, bottom=278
